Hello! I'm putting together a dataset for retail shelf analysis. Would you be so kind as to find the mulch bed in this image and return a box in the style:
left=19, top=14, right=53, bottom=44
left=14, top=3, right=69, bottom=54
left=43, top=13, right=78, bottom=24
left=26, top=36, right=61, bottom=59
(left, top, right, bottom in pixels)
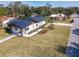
left=39, top=24, right=55, bottom=34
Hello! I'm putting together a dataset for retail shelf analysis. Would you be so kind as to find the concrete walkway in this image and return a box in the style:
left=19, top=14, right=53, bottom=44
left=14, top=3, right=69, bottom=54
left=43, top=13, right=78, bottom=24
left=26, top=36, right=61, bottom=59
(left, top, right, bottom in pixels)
left=0, top=35, right=16, bottom=44
left=46, top=23, right=72, bottom=27
left=53, top=23, right=72, bottom=27
left=0, top=28, right=42, bottom=43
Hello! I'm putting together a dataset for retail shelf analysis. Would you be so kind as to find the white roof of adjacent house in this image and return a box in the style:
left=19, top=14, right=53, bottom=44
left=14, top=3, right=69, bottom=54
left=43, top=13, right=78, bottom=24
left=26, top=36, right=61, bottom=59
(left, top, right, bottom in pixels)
left=70, top=13, right=79, bottom=19
left=8, top=16, right=44, bottom=28
left=49, top=14, right=66, bottom=17
left=50, top=14, right=57, bottom=17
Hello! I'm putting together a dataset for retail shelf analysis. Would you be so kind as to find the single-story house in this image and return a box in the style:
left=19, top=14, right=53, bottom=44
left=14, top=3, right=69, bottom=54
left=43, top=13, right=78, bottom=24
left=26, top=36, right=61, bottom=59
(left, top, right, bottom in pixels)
left=49, top=14, right=66, bottom=20
left=0, top=16, right=15, bottom=28
left=8, top=15, right=45, bottom=36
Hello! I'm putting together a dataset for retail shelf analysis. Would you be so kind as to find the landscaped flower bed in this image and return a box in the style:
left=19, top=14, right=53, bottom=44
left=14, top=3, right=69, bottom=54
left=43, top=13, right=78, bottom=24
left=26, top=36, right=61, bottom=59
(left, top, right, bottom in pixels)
left=46, top=24, right=55, bottom=30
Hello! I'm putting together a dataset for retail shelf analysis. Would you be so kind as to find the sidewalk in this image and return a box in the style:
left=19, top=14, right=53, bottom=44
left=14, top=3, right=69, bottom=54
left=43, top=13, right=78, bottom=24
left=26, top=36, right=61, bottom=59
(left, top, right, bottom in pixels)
left=0, top=35, right=16, bottom=44
left=53, top=23, right=72, bottom=27
left=46, top=23, right=72, bottom=27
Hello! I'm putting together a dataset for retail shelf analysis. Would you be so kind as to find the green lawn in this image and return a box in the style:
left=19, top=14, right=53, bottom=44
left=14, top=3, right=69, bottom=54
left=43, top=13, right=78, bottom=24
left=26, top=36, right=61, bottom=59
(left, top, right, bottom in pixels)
left=45, top=16, right=71, bottom=24
left=47, top=19, right=71, bottom=24
left=53, top=19, right=70, bottom=23
left=0, top=29, right=10, bottom=39
left=0, top=26, right=70, bottom=57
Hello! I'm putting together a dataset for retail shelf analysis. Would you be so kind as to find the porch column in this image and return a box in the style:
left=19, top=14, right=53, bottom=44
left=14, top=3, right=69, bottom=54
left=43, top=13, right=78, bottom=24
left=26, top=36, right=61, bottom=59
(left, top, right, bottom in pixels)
left=9, top=26, right=11, bottom=29
left=20, top=28, right=23, bottom=36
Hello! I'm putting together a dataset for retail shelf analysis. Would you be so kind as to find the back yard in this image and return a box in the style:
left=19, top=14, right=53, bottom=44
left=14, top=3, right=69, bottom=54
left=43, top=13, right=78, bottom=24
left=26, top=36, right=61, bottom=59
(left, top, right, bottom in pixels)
left=0, top=25, right=70, bottom=57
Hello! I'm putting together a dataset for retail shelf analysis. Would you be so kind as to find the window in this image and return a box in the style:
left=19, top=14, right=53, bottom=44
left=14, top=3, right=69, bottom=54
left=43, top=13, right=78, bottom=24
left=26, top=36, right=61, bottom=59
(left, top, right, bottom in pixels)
left=36, top=24, right=38, bottom=27
left=26, top=27, right=29, bottom=30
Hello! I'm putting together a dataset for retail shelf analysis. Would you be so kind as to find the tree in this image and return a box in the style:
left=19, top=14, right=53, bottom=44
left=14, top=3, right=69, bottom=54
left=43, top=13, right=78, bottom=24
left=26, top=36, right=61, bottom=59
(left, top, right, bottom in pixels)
left=0, top=7, right=8, bottom=16
left=8, top=1, right=23, bottom=17
left=0, top=4, right=8, bottom=16
left=7, top=1, right=31, bottom=18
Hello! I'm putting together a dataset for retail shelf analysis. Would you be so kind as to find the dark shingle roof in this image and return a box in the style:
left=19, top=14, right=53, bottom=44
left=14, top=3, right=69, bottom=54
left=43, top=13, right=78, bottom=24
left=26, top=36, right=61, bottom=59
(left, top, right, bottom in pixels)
left=8, top=19, right=19, bottom=25
left=8, top=16, right=44, bottom=28
left=8, top=20, right=33, bottom=28
left=27, top=16, right=44, bottom=23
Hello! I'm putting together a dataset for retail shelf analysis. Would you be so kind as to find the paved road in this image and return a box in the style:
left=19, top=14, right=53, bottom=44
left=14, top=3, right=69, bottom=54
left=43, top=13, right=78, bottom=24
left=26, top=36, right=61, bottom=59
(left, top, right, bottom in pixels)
left=66, top=18, right=79, bottom=57
left=0, top=35, right=16, bottom=44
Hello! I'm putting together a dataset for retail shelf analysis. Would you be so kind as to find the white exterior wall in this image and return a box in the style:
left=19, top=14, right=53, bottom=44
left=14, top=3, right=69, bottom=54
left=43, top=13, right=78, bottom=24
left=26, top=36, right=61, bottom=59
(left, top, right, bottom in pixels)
left=22, top=21, right=45, bottom=36
left=11, top=27, right=16, bottom=33
left=27, top=21, right=45, bottom=33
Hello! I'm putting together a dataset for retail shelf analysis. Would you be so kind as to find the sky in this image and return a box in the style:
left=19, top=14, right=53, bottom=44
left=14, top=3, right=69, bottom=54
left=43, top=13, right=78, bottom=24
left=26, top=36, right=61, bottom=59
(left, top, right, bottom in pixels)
left=0, top=1, right=79, bottom=8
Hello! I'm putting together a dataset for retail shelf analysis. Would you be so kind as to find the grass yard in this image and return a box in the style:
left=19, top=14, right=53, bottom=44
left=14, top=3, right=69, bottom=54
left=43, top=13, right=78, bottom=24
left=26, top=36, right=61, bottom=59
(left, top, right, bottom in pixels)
left=0, top=29, right=10, bottom=39
left=53, top=19, right=70, bottom=24
left=0, top=25, right=71, bottom=57
left=47, top=19, right=71, bottom=24
left=45, top=16, right=71, bottom=24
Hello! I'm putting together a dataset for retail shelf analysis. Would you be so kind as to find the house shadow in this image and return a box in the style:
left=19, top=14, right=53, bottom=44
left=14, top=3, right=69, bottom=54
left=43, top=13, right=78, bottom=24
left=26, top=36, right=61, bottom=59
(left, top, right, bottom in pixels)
left=55, top=45, right=67, bottom=54
left=66, top=42, right=79, bottom=57
left=4, top=28, right=12, bottom=34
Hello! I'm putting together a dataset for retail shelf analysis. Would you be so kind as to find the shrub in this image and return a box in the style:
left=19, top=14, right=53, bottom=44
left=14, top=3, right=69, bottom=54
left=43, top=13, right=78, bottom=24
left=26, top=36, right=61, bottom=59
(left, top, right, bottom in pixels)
left=39, top=29, right=47, bottom=34
left=47, top=24, right=55, bottom=30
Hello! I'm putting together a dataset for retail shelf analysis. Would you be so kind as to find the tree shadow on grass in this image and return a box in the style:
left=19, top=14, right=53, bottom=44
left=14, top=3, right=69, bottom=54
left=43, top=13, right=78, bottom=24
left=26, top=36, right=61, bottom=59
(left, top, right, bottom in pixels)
left=55, top=43, right=79, bottom=57
left=30, top=46, right=57, bottom=57
left=55, top=45, right=67, bottom=54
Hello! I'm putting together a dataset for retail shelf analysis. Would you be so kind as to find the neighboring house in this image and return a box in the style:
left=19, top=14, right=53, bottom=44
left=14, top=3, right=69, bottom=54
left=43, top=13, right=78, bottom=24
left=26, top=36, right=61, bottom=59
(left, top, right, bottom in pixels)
left=70, top=13, right=79, bottom=22
left=31, top=13, right=39, bottom=17
left=49, top=14, right=66, bottom=20
left=0, top=16, right=15, bottom=28
left=17, top=14, right=25, bottom=19
left=8, top=15, right=45, bottom=36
